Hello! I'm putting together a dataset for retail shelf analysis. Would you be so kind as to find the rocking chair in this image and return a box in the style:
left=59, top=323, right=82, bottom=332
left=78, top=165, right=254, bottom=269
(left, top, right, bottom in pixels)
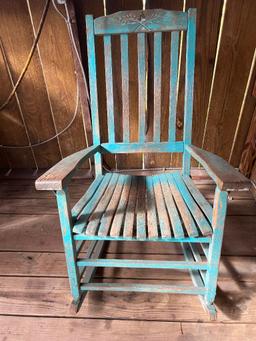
left=35, top=8, right=251, bottom=319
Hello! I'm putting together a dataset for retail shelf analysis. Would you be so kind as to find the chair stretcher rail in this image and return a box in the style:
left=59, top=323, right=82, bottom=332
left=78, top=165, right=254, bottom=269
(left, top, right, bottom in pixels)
left=80, top=283, right=206, bottom=295
left=73, top=234, right=212, bottom=243
left=77, top=258, right=208, bottom=270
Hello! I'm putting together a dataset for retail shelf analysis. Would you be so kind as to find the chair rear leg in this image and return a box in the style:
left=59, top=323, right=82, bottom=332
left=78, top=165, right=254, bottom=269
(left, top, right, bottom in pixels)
left=56, top=189, right=81, bottom=311
left=204, top=187, right=228, bottom=319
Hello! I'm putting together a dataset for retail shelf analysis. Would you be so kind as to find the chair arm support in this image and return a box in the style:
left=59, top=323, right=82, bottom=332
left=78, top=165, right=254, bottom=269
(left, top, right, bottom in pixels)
left=185, top=145, right=252, bottom=191
left=35, top=145, right=101, bottom=191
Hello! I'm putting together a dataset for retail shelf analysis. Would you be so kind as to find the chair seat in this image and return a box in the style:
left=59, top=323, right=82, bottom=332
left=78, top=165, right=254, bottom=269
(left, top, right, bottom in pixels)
left=73, top=171, right=213, bottom=240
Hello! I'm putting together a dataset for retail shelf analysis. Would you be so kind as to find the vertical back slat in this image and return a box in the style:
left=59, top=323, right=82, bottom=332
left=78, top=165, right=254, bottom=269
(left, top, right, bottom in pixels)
left=85, top=15, right=102, bottom=175
left=104, top=35, right=115, bottom=143
left=137, top=33, right=146, bottom=143
left=183, top=9, right=196, bottom=175
left=168, top=31, right=180, bottom=142
left=120, top=34, right=130, bottom=142
left=153, top=32, right=162, bottom=142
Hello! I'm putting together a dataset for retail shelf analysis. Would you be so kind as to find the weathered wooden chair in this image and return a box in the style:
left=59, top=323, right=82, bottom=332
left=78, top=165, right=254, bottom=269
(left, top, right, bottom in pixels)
left=36, top=8, right=251, bottom=319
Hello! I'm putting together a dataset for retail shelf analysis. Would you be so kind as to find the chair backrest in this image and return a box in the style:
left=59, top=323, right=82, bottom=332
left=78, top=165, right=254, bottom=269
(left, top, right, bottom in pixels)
left=86, top=8, right=196, bottom=175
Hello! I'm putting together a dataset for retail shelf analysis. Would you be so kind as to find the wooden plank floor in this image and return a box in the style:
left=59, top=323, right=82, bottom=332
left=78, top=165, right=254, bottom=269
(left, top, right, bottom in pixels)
left=0, top=175, right=256, bottom=340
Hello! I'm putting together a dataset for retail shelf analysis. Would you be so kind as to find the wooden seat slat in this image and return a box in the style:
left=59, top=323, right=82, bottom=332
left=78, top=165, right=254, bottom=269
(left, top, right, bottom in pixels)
left=120, top=34, right=130, bottom=143
left=71, top=175, right=104, bottom=220
left=173, top=172, right=212, bottom=236
left=152, top=175, right=172, bottom=238
left=159, top=174, right=184, bottom=239
left=98, top=175, right=126, bottom=237
left=146, top=176, right=158, bottom=238
left=110, top=175, right=132, bottom=237
left=123, top=176, right=138, bottom=238
left=73, top=173, right=113, bottom=234
left=166, top=173, right=199, bottom=237
left=136, top=176, right=147, bottom=239
left=85, top=173, right=119, bottom=235
left=183, top=175, right=213, bottom=223
left=137, top=33, right=146, bottom=143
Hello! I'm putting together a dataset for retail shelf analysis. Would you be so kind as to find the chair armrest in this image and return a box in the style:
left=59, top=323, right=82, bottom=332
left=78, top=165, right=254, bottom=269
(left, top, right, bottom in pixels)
left=185, top=145, right=252, bottom=191
left=35, top=145, right=100, bottom=191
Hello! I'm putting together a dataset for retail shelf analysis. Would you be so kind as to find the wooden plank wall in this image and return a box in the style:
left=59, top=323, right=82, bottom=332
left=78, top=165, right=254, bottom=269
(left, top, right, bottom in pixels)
left=0, top=0, right=89, bottom=169
left=0, top=0, right=255, bottom=171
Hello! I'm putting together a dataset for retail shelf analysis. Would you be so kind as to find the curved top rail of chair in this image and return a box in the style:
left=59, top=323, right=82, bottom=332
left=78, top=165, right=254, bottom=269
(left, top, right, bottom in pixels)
left=93, top=8, right=189, bottom=35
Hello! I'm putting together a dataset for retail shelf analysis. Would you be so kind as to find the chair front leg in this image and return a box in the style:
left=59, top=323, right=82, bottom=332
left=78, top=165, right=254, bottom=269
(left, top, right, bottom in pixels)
left=56, top=188, right=81, bottom=306
left=204, top=187, right=228, bottom=307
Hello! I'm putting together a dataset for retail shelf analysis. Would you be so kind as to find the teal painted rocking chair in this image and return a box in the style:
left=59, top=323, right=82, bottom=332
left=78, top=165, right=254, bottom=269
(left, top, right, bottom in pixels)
left=36, top=8, right=251, bottom=319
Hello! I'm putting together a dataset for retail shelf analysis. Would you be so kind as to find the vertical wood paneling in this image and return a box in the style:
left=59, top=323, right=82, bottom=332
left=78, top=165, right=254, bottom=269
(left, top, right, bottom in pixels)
left=188, top=0, right=223, bottom=154
left=65, top=0, right=93, bottom=147
left=239, top=105, right=256, bottom=177
left=203, top=0, right=256, bottom=166
left=0, top=0, right=61, bottom=168
left=0, top=50, right=34, bottom=168
left=236, top=69, right=256, bottom=170
left=0, top=39, right=38, bottom=169
left=28, top=0, right=88, bottom=159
